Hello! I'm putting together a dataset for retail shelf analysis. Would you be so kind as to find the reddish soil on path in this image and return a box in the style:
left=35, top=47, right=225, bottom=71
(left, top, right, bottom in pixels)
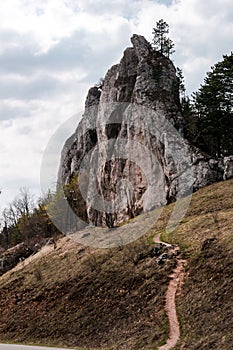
left=153, top=234, right=186, bottom=350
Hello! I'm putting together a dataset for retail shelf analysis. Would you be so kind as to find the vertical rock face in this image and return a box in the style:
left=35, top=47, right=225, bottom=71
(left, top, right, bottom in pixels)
left=58, top=34, right=227, bottom=227
left=223, top=156, right=233, bottom=180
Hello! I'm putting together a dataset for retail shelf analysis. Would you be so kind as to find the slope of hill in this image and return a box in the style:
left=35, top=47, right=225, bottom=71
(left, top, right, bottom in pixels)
left=0, top=179, right=232, bottom=350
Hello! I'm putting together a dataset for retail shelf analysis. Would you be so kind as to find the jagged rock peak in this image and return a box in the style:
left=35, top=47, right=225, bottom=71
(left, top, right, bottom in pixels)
left=131, top=34, right=152, bottom=59
left=58, top=34, right=228, bottom=231
left=85, top=86, right=101, bottom=109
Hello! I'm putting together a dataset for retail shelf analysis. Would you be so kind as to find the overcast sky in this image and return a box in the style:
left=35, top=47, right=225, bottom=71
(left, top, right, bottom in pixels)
left=0, top=0, right=232, bottom=211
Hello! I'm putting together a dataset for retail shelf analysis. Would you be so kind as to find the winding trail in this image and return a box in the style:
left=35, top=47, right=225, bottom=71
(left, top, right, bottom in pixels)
left=153, top=234, right=186, bottom=350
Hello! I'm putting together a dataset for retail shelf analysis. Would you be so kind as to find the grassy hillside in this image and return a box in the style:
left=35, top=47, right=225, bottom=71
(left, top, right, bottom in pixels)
left=0, top=179, right=232, bottom=350
left=164, top=179, right=233, bottom=350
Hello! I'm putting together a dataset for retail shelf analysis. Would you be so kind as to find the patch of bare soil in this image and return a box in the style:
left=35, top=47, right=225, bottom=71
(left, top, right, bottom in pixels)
left=154, top=234, right=187, bottom=350
left=158, top=258, right=186, bottom=350
left=174, top=239, right=233, bottom=350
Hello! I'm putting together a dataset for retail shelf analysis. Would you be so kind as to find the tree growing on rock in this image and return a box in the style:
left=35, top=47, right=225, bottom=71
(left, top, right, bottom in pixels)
left=152, top=19, right=175, bottom=57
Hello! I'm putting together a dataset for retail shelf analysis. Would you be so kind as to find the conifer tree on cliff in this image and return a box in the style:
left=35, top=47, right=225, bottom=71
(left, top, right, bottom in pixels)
left=193, top=52, right=233, bottom=157
left=152, top=19, right=175, bottom=57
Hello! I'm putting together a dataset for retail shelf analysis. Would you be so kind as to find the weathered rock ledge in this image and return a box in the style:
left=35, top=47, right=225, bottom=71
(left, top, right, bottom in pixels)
left=58, top=35, right=232, bottom=227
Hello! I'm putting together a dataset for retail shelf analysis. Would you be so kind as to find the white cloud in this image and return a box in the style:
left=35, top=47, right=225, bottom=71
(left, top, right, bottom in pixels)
left=0, top=0, right=232, bottom=210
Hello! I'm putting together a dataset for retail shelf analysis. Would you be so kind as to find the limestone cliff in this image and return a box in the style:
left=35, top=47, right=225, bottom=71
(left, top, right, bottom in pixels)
left=58, top=35, right=231, bottom=227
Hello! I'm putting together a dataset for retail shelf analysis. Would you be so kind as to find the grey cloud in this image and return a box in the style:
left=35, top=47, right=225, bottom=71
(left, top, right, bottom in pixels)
left=0, top=27, right=131, bottom=120
left=0, top=30, right=91, bottom=75
left=16, top=126, right=32, bottom=135
left=76, top=0, right=172, bottom=17
left=0, top=26, right=130, bottom=77
left=77, top=0, right=139, bottom=16
left=158, top=0, right=172, bottom=6
left=0, top=106, right=25, bottom=121
left=0, top=75, right=68, bottom=100
left=35, top=7, right=45, bottom=16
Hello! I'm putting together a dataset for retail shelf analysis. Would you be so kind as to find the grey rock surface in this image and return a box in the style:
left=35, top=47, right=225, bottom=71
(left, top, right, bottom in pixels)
left=58, top=34, right=229, bottom=228
left=223, top=156, right=233, bottom=180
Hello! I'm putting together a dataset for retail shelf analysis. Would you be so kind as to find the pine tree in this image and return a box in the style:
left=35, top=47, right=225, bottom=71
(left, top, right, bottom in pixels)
left=193, top=53, right=233, bottom=157
left=152, top=19, right=175, bottom=57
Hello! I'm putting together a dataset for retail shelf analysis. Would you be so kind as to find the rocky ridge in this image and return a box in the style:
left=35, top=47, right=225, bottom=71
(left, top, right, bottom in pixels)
left=58, top=34, right=232, bottom=228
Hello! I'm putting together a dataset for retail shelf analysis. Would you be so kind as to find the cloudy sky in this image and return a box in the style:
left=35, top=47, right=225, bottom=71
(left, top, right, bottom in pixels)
left=0, top=0, right=232, bottom=211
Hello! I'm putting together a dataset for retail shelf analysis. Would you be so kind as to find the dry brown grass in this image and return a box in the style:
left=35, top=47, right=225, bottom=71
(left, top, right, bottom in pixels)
left=0, top=234, right=174, bottom=349
left=0, top=179, right=232, bottom=350
left=155, top=179, right=233, bottom=350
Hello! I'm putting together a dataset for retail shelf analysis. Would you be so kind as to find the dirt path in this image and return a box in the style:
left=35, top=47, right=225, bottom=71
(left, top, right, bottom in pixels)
left=153, top=234, right=186, bottom=350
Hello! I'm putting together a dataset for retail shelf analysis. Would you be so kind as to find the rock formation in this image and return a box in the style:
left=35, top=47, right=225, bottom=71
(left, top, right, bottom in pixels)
left=58, top=35, right=230, bottom=228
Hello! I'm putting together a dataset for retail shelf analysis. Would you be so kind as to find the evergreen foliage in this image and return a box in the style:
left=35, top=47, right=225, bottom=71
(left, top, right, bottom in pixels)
left=192, top=53, right=233, bottom=157
left=152, top=19, right=175, bottom=57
